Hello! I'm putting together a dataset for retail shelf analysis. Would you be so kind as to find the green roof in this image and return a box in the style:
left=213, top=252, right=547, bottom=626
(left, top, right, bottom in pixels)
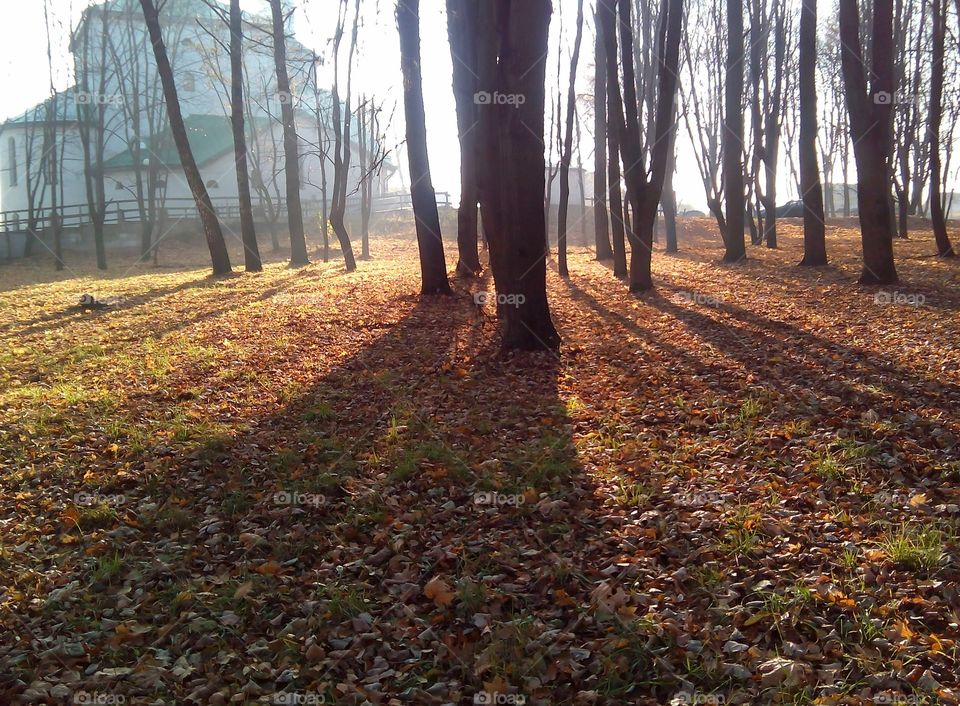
left=103, top=115, right=240, bottom=170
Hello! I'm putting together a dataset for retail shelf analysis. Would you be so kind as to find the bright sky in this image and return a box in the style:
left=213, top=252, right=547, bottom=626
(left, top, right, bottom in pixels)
left=3, top=0, right=953, bottom=214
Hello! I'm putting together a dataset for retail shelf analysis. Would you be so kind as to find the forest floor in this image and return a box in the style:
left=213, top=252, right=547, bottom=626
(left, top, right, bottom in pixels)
left=2, top=220, right=960, bottom=706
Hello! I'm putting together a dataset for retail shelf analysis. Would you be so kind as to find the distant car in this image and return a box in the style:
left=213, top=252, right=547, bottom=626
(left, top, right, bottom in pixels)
left=766, top=200, right=805, bottom=218
left=680, top=209, right=705, bottom=217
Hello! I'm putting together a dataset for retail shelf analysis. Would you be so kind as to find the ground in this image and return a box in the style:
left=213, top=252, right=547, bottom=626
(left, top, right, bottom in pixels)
left=1, top=222, right=959, bottom=706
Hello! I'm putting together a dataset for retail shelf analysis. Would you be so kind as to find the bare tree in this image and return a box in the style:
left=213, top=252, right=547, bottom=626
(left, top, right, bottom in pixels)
left=798, top=0, right=828, bottom=265
left=928, top=0, right=956, bottom=256
left=592, top=9, right=613, bottom=260
left=838, top=0, right=899, bottom=283
left=723, top=0, right=747, bottom=263
left=445, top=0, right=482, bottom=276
left=557, top=0, right=585, bottom=278
left=231, top=0, right=262, bottom=271
left=269, top=0, right=308, bottom=266
left=397, top=0, right=451, bottom=294
left=474, top=0, right=559, bottom=350
left=140, top=0, right=231, bottom=275
left=328, top=0, right=359, bottom=272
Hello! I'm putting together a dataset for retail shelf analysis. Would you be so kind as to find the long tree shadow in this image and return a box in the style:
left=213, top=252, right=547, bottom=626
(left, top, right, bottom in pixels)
left=4, top=292, right=688, bottom=705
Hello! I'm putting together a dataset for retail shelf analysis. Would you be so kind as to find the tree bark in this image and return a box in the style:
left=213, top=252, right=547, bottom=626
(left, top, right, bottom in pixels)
left=723, top=0, right=747, bottom=263
left=446, top=0, right=482, bottom=276
left=140, top=0, right=230, bottom=275
left=328, top=0, right=358, bottom=272
left=838, top=0, right=899, bottom=283
left=232, top=0, right=262, bottom=272
left=798, top=0, right=828, bottom=266
left=557, top=0, right=585, bottom=279
left=929, top=0, right=956, bottom=257
left=474, top=0, right=560, bottom=351
left=599, top=2, right=627, bottom=278
left=398, top=0, right=451, bottom=294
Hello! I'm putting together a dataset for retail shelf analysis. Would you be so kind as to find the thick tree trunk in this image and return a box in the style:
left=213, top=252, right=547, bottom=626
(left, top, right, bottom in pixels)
left=270, top=0, right=308, bottom=266
left=929, top=0, right=956, bottom=257
left=839, top=0, right=899, bottom=283
left=474, top=0, right=559, bottom=351
left=232, top=0, right=261, bottom=272
left=599, top=3, right=627, bottom=278
left=446, top=0, right=482, bottom=276
left=723, top=0, right=746, bottom=263
left=593, top=13, right=613, bottom=260
left=140, top=0, right=230, bottom=275
left=798, top=0, right=828, bottom=266
left=398, top=0, right=451, bottom=294
left=557, top=0, right=585, bottom=279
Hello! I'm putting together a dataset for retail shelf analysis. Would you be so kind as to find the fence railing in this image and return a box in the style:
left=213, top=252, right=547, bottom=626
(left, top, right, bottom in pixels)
left=0, top=191, right=452, bottom=234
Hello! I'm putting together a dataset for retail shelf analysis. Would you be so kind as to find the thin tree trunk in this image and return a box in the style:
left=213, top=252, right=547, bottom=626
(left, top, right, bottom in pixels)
left=329, top=0, right=358, bottom=272
left=723, top=0, right=747, bottom=263
left=929, top=0, right=956, bottom=257
left=398, top=0, right=451, bottom=294
left=798, top=0, right=827, bottom=265
left=593, top=11, right=613, bottom=260
left=140, top=0, right=231, bottom=275
left=270, top=0, right=308, bottom=266
left=557, top=0, right=585, bottom=279
left=446, top=0, right=482, bottom=276
left=232, top=0, right=261, bottom=272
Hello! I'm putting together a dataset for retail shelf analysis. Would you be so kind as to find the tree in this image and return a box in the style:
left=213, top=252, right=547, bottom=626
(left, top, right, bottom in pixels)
left=838, top=0, right=899, bottom=284
left=445, top=0, right=482, bottom=276
left=42, top=0, right=64, bottom=272
left=269, top=0, right=309, bottom=267
left=232, top=0, right=262, bottom=272
left=723, top=0, right=746, bottom=263
left=928, top=0, right=956, bottom=257
left=557, top=0, right=585, bottom=279
left=328, top=0, right=359, bottom=272
left=592, top=9, right=613, bottom=260
left=473, top=0, right=559, bottom=351
left=798, top=0, right=827, bottom=265
left=141, top=0, right=231, bottom=275
left=598, top=2, right=628, bottom=278
left=397, top=0, right=451, bottom=295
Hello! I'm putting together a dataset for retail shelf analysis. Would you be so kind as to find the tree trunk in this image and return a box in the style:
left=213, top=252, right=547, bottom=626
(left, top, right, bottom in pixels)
left=929, top=0, right=956, bottom=257
left=838, top=0, right=899, bottom=283
left=599, top=2, right=627, bottom=278
left=397, top=0, right=451, bottom=294
left=328, top=0, right=359, bottom=272
left=446, top=0, right=482, bottom=276
left=557, top=0, right=585, bottom=279
left=474, top=0, right=559, bottom=351
left=593, top=11, right=613, bottom=260
left=662, top=101, right=679, bottom=254
left=798, top=0, right=827, bottom=266
left=232, top=0, right=262, bottom=272
left=140, top=0, right=231, bottom=275
left=270, top=0, right=309, bottom=266
left=723, top=0, right=746, bottom=263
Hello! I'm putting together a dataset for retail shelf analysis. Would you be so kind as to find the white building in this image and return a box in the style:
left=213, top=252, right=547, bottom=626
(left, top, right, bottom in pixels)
left=0, top=0, right=392, bottom=254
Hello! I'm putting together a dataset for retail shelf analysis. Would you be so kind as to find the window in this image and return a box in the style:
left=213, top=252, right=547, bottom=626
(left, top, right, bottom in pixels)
left=206, top=179, right=219, bottom=189
left=8, top=137, right=17, bottom=187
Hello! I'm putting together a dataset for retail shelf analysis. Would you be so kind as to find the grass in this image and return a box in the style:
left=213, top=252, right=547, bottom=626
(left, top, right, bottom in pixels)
left=878, top=523, right=945, bottom=571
